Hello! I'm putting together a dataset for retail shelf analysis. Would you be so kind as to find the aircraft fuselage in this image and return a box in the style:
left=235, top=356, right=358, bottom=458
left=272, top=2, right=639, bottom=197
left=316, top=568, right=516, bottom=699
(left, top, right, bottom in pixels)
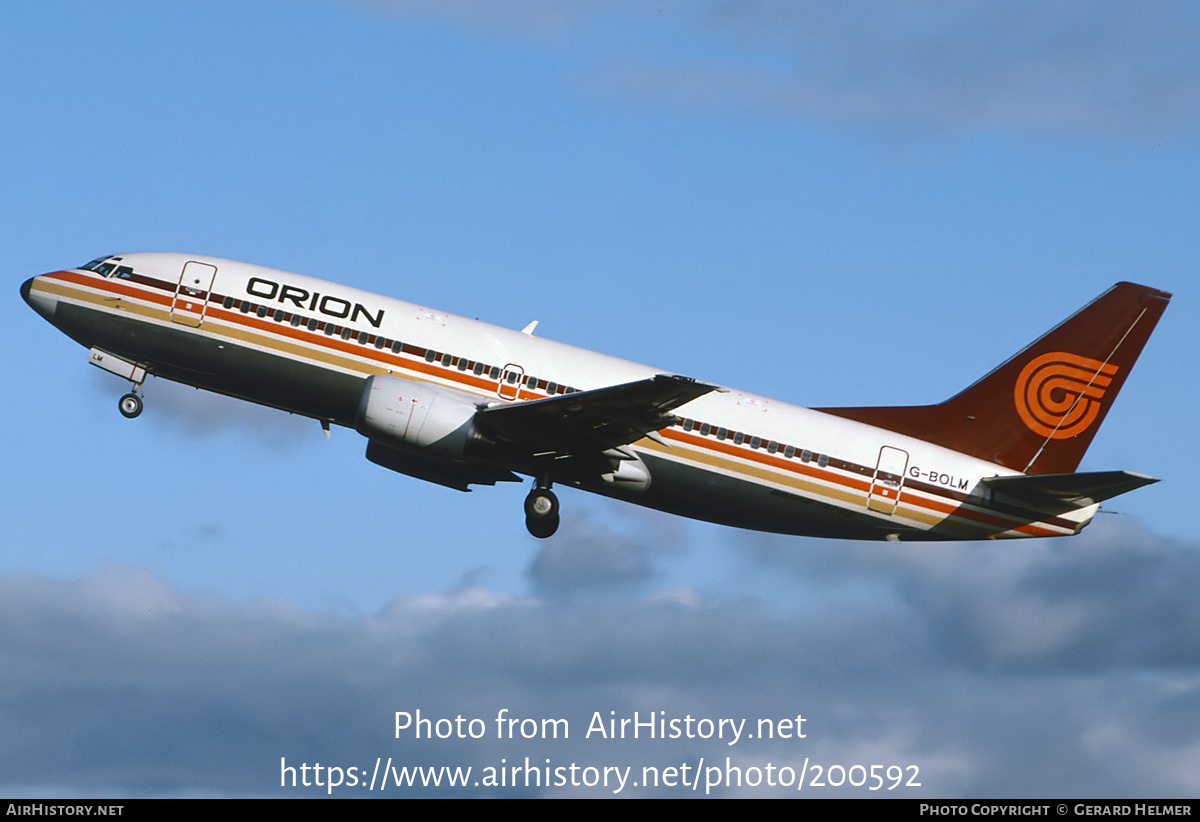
left=21, top=253, right=1169, bottom=541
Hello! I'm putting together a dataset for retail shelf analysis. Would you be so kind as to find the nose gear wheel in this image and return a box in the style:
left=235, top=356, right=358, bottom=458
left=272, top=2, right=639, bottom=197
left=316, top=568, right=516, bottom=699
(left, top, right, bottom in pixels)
left=118, top=392, right=143, bottom=419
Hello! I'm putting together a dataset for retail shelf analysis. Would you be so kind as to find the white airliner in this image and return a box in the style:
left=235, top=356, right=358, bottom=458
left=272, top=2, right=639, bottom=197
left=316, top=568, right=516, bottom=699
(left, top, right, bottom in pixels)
left=21, top=253, right=1169, bottom=540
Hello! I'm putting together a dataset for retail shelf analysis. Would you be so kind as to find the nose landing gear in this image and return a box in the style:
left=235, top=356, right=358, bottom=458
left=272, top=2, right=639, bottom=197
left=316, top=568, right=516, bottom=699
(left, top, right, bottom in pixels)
left=87, top=348, right=147, bottom=419
left=524, top=482, right=559, bottom=539
left=118, top=392, right=143, bottom=419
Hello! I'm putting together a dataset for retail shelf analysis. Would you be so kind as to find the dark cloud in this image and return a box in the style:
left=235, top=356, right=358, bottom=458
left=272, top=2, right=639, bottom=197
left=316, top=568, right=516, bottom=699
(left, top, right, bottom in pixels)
left=735, top=517, right=1200, bottom=673
left=3, top=517, right=1199, bottom=797
left=525, top=505, right=686, bottom=595
left=526, top=524, right=656, bottom=593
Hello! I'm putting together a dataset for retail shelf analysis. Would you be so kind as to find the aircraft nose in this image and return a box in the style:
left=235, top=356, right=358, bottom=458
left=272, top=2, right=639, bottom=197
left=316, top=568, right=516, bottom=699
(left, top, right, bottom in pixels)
left=21, top=275, right=56, bottom=322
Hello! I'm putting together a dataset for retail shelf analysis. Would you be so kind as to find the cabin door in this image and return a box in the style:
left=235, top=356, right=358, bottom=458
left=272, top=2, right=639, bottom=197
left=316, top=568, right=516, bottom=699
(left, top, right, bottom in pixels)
left=171, top=261, right=218, bottom=327
left=497, top=363, right=525, bottom=401
left=867, top=446, right=909, bottom=515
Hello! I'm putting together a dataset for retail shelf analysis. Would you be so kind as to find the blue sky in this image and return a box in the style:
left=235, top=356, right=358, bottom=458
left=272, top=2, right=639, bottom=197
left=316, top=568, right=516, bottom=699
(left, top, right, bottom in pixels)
left=4, top=0, right=1199, bottom=797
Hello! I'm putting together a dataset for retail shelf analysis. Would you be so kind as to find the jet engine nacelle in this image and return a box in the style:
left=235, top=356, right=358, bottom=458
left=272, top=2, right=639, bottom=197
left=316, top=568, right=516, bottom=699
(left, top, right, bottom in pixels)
left=355, top=375, right=481, bottom=459
left=600, top=453, right=651, bottom=493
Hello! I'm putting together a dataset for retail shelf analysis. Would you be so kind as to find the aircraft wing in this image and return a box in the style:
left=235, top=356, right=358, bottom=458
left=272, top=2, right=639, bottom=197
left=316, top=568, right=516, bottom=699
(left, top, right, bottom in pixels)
left=476, top=374, right=718, bottom=456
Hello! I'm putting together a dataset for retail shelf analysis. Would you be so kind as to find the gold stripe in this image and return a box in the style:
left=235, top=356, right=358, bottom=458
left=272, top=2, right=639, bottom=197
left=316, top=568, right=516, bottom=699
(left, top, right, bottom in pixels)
left=42, top=279, right=394, bottom=379
left=639, top=438, right=944, bottom=530
left=40, top=278, right=1073, bottom=539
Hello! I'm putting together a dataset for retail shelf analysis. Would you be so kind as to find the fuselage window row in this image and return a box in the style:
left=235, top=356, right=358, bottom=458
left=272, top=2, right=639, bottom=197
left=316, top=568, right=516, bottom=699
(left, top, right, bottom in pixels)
left=142, top=270, right=775, bottom=446
left=115, top=267, right=817, bottom=462
left=679, top=417, right=817, bottom=468
left=214, top=285, right=592, bottom=402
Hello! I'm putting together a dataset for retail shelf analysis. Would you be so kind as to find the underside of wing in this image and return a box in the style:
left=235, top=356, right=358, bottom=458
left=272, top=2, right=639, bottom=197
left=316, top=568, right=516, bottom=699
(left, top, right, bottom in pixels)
left=365, top=439, right=521, bottom=492
left=476, top=373, right=718, bottom=456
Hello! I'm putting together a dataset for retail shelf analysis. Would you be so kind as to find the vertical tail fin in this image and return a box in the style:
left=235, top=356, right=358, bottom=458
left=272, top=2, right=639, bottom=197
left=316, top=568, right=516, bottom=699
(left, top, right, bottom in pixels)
left=817, top=282, right=1171, bottom=475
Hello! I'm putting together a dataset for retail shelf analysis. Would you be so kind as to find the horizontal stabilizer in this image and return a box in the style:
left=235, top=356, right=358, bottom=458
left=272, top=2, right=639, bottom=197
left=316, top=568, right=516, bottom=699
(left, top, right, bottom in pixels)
left=981, top=470, right=1158, bottom=514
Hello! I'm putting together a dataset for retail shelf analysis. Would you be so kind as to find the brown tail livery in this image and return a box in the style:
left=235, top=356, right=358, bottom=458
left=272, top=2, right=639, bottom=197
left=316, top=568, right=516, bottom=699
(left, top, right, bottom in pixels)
left=817, top=282, right=1171, bottom=475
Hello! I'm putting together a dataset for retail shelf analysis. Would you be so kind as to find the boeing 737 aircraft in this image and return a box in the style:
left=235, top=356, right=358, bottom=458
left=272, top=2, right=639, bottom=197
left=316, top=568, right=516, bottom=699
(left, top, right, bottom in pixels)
left=21, top=254, right=1169, bottom=540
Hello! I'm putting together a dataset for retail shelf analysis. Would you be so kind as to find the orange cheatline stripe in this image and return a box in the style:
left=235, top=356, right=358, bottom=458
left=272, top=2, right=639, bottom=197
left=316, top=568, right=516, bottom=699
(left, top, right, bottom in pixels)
left=49, top=270, right=175, bottom=308
left=651, top=434, right=1069, bottom=539
left=38, top=275, right=1078, bottom=538
left=45, top=274, right=562, bottom=409
left=39, top=274, right=507, bottom=393
left=658, top=428, right=1072, bottom=537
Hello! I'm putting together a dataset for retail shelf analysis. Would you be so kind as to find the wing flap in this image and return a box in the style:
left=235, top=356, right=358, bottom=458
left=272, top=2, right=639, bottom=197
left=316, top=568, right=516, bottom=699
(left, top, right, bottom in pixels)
left=477, top=374, right=717, bottom=455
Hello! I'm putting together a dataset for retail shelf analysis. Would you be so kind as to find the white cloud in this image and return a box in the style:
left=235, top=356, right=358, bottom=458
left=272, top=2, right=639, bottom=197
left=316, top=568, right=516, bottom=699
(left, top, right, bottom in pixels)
left=355, top=0, right=1200, bottom=138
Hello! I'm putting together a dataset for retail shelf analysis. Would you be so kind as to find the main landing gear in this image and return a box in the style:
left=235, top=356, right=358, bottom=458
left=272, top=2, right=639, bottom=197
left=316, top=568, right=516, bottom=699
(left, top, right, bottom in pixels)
left=524, top=481, right=559, bottom=539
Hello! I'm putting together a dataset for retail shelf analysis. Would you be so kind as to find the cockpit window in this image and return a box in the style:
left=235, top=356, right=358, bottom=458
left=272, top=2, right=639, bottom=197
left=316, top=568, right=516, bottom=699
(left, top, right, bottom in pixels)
left=80, top=256, right=109, bottom=272
left=79, top=256, right=125, bottom=277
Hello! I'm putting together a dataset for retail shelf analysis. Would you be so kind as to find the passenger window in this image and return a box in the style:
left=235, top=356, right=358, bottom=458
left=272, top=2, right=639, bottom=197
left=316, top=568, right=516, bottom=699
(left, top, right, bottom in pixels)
left=717, top=427, right=728, bottom=440
left=767, top=440, right=778, bottom=454
left=256, top=305, right=268, bottom=318
left=273, top=309, right=285, bottom=322
left=784, top=445, right=795, bottom=458
left=358, top=331, right=369, bottom=344
left=392, top=340, right=403, bottom=354
left=801, top=449, right=812, bottom=463
left=734, top=432, right=745, bottom=445
left=341, top=327, right=353, bottom=340
left=489, top=366, right=500, bottom=379
left=700, top=422, right=711, bottom=436
left=818, top=454, right=829, bottom=468
left=223, top=296, right=234, bottom=309
left=308, top=318, right=319, bottom=331
left=474, top=362, right=484, bottom=375
left=751, top=436, right=762, bottom=449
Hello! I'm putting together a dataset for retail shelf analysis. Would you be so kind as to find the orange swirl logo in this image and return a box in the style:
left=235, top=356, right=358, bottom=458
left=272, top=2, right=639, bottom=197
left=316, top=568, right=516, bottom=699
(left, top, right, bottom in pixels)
left=1014, top=352, right=1119, bottom=439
